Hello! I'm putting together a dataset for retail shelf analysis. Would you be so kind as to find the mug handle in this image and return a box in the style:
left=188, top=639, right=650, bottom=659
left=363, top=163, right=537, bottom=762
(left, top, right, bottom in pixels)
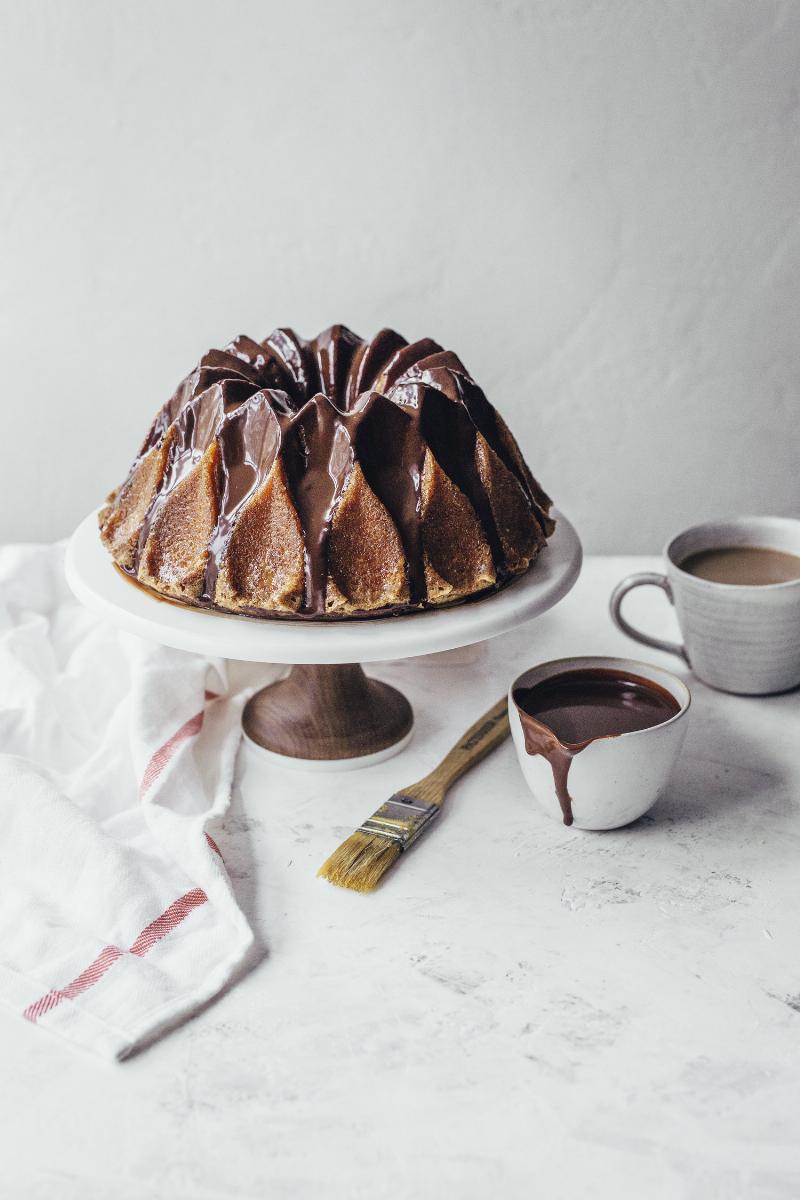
left=609, top=572, right=689, bottom=663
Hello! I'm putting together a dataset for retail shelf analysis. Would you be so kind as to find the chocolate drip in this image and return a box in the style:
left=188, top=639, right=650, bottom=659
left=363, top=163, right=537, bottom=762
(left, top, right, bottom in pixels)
left=142, top=353, right=260, bottom=455
left=458, top=376, right=551, bottom=536
left=279, top=395, right=356, bottom=613
left=134, top=382, right=249, bottom=571
left=203, top=392, right=284, bottom=599
left=395, top=382, right=507, bottom=580
left=349, top=393, right=426, bottom=604
left=391, top=356, right=550, bottom=531
left=517, top=720, right=579, bottom=826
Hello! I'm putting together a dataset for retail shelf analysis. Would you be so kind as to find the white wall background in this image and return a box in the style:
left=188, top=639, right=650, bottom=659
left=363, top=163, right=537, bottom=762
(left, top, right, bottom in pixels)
left=1, top=0, right=797, bottom=551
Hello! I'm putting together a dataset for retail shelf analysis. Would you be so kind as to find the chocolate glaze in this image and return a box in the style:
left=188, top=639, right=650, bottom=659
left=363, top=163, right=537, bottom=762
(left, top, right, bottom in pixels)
left=117, top=325, right=554, bottom=618
left=203, top=392, right=284, bottom=600
left=393, top=356, right=551, bottom=534
left=349, top=393, right=426, bottom=603
left=347, top=328, right=406, bottom=406
left=513, top=668, right=680, bottom=825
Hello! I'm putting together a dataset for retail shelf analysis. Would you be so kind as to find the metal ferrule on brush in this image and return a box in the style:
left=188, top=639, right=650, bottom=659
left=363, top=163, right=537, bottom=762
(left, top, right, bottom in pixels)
left=358, top=793, right=440, bottom=852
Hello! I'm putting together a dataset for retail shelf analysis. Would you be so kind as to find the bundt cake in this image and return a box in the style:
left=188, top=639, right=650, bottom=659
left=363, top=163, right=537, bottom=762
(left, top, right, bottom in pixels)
left=99, top=325, right=555, bottom=619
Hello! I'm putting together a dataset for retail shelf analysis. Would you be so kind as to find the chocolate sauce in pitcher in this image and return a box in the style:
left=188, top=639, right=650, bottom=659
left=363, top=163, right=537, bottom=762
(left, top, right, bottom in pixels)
left=512, top=668, right=680, bottom=825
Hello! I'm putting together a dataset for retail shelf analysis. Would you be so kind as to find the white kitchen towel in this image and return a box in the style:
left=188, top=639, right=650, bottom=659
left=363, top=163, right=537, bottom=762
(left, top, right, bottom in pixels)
left=0, top=542, right=267, bottom=1059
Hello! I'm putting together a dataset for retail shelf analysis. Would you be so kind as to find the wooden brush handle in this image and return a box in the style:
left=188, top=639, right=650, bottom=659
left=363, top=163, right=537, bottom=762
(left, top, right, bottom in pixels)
left=404, top=697, right=510, bottom=806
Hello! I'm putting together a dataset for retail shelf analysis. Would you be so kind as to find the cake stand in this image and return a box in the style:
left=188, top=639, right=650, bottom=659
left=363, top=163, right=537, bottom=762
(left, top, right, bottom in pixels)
left=65, top=509, right=582, bottom=770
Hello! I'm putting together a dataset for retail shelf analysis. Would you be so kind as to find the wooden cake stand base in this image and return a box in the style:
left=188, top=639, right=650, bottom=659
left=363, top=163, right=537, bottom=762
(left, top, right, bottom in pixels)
left=242, top=664, right=413, bottom=767
left=65, top=509, right=581, bottom=770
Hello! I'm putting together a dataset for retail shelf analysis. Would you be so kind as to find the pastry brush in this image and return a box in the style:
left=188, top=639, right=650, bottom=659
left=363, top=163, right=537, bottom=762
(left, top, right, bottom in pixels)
left=318, top=697, right=510, bottom=893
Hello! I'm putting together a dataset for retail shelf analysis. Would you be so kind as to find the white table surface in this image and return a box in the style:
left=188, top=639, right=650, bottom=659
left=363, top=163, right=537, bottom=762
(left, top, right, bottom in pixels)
left=3, top=557, right=799, bottom=1200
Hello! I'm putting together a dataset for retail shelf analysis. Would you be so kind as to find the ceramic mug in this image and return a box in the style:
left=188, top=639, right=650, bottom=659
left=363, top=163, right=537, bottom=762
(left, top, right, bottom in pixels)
left=610, top=516, right=800, bottom=695
left=508, top=656, right=691, bottom=831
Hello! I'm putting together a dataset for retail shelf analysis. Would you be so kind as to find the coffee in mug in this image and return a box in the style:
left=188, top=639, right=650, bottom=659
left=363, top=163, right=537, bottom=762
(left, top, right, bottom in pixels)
left=680, top=546, right=800, bottom=586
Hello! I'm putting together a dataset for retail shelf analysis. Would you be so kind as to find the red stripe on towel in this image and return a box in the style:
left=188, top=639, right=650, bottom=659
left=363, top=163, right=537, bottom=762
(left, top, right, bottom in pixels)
left=22, top=696, right=223, bottom=1027
left=138, top=690, right=223, bottom=798
left=139, top=709, right=205, bottom=799
left=128, top=887, right=207, bottom=956
left=23, top=945, right=124, bottom=1023
left=23, top=889, right=207, bottom=1024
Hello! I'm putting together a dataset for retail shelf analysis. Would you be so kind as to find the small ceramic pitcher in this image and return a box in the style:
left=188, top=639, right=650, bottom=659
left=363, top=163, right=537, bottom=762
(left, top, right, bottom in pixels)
left=508, top=656, right=691, bottom=831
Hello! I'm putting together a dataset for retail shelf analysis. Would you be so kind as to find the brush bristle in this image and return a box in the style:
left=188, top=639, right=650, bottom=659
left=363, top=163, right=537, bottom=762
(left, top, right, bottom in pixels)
left=317, top=831, right=402, bottom=893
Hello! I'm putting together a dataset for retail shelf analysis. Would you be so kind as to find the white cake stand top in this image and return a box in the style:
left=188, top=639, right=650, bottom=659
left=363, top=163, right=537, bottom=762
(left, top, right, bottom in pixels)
left=65, top=508, right=582, bottom=664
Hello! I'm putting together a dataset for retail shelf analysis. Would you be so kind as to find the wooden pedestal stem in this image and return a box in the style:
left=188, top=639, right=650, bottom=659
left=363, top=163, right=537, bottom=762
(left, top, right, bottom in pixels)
left=241, top=664, right=414, bottom=761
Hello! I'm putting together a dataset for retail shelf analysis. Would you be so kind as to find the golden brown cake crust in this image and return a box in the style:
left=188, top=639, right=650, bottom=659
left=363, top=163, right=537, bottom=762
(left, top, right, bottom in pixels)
left=215, top=460, right=305, bottom=614
left=98, top=325, right=555, bottom=619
